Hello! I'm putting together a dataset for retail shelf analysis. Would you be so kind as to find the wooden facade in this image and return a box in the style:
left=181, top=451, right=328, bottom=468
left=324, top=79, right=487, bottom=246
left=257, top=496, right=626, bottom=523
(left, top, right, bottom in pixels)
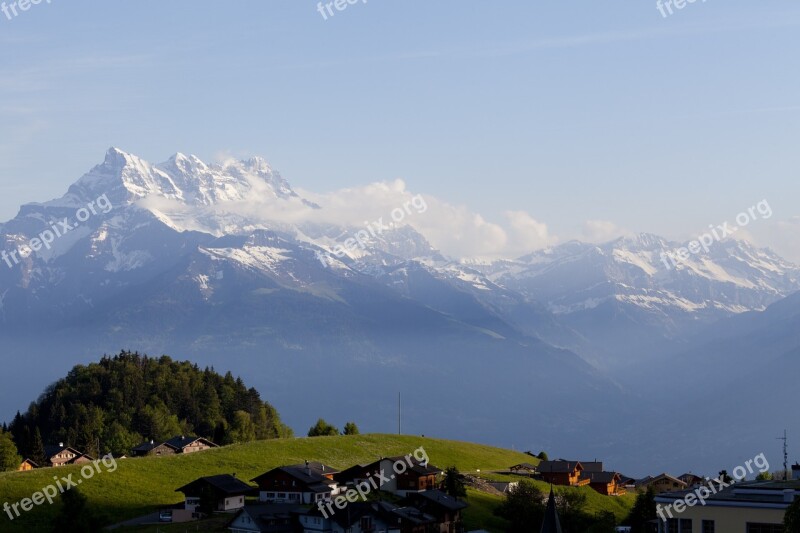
left=538, top=461, right=587, bottom=487
left=18, top=459, right=37, bottom=471
left=583, top=471, right=626, bottom=496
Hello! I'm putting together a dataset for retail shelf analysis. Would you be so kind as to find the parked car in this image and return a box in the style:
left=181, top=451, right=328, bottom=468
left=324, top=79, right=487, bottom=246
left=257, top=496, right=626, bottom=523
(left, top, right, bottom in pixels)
left=159, top=510, right=173, bottom=523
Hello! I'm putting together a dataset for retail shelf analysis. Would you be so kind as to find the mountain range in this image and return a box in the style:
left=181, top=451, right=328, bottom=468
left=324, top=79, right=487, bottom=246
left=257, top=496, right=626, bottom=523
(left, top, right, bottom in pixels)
left=1, top=147, right=797, bottom=475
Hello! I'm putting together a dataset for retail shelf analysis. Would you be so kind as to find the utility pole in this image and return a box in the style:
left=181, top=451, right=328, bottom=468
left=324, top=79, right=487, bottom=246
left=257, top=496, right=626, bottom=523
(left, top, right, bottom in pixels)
left=398, top=392, right=401, bottom=435
left=778, top=430, right=789, bottom=480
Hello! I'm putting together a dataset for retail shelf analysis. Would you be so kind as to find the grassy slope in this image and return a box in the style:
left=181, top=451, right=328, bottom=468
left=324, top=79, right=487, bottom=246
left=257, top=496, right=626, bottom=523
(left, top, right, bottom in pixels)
left=0, top=434, right=633, bottom=532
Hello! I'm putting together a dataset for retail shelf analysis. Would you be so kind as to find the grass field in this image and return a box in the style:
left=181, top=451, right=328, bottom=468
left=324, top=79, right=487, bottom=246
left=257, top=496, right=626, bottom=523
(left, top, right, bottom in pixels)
left=0, top=434, right=633, bottom=532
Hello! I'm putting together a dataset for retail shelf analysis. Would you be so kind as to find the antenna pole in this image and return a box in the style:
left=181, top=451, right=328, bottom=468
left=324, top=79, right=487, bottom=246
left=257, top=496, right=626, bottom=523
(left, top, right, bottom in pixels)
left=398, top=392, right=401, bottom=435
left=777, top=430, right=789, bottom=480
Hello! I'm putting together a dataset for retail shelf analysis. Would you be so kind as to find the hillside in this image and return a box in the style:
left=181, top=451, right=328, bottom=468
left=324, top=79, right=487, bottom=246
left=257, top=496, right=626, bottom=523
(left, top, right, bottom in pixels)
left=6, top=352, right=291, bottom=461
left=0, top=433, right=633, bottom=532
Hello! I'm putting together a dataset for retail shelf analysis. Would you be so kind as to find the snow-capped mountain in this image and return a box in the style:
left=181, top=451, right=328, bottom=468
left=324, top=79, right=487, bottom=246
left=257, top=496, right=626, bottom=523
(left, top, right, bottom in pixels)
left=1, top=147, right=798, bottom=473
left=471, top=234, right=800, bottom=366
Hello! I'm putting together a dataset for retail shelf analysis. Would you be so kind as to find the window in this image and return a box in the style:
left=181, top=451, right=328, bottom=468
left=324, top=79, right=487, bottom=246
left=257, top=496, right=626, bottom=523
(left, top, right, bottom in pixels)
left=702, top=520, right=714, bottom=533
left=747, top=525, right=784, bottom=533
left=680, top=519, right=692, bottom=533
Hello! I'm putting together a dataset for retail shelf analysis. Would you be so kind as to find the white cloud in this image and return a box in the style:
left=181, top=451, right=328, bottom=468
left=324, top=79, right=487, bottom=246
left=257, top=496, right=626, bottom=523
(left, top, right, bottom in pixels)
left=302, top=182, right=555, bottom=259
left=581, top=220, right=630, bottom=243
left=747, top=217, right=800, bottom=264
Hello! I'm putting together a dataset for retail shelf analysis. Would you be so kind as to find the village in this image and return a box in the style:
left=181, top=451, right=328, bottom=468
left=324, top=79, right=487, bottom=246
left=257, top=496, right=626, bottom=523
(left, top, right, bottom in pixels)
left=18, top=433, right=800, bottom=531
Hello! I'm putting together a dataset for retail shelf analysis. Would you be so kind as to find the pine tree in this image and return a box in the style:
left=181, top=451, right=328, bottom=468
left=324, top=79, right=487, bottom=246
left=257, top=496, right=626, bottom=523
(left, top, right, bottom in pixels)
left=31, top=427, right=46, bottom=467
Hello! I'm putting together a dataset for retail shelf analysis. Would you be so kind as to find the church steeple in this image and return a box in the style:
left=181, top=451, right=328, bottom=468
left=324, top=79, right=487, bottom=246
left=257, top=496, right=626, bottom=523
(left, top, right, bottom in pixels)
left=540, top=486, right=563, bottom=533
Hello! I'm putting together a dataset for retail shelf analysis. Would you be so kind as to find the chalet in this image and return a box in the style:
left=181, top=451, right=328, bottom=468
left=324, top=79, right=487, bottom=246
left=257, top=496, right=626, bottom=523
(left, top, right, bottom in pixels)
left=537, top=460, right=588, bottom=487
left=509, top=463, right=537, bottom=476
left=581, top=471, right=626, bottom=496
left=654, top=480, right=799, bottom=532
left=132, top=440, right=178, bottom=457
left=176, top=474, right=255, bottom=513
left=618, top=474, right=637, bottom=490
left=251, top=462, right=340, bottom=504
left=44, top=444, right=92, bottom=467
left=336, top=456, right=441, bottom=497
left=635, top=473, right=687, bottom=494
left=132, top=435, right=218, bottom=457
left=18, top=459, right=37, bottom=471
left=678, top=473, right=705, bottom=488
left=300, top=501, right=412, bottom=533
left=227, top=503, right=306, bottom=533
left=403, top=489, right=468, bottom=532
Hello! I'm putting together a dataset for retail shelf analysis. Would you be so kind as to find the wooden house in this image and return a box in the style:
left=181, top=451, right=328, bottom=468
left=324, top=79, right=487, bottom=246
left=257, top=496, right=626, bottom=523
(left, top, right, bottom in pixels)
left=581, top=471, right=626, bottom=496
left=537, top=460, right=588, bottom=487
left=176, top=474, right=255, bottom=513
left=251, top=462, right=340, bottom=504
left=132, top=435, right=217, bottom=457
left=18, top=458, right=37, bottom=471
left=44, top=444, right=91, bottom=467
left=634, top=473, right=687, bottom=494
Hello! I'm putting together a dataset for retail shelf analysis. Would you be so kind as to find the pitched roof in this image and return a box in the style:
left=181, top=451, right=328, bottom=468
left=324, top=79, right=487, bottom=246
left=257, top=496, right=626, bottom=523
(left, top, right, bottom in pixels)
left=540, top=487, right=563, bottom=533
left=510, top=462, right=538, bottom=470
left=164, top=435, right=217, bottom=450
left=581, top=471, right=621, bottom=484
left=43, top=444, right=82, bottom=459
left=251, top=463, right=339, bottom=488
left=635, top=473, right=687, bottom=488
left=228, top=504, right=306, bottom=532
left=132, top=441, right=160, bottom=452
left=580, top=461, right=604, bottom=473
left=538, top=460, right=582, bottom=474
left=405, top=489, right=468, bottom=512
left=176, top=474, right=255, bottom=496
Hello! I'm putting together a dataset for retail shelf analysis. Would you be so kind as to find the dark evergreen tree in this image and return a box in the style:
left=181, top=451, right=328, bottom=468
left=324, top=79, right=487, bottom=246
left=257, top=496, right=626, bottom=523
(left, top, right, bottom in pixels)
left=786, top=495, right=800, bottom=532
left=4, top=351, right=291, bottom=454
left=442, top=466, right=467, bottom=498
left=626, top=486, right=657, bottom=533
left=494, top=480, right=545, bottom=532
left=30, top=427, right=46, bottom=467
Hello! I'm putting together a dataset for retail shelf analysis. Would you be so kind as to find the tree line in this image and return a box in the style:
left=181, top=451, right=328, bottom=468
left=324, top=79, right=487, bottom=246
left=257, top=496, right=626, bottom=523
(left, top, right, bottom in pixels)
left=2, top=351, right=293, bottom=465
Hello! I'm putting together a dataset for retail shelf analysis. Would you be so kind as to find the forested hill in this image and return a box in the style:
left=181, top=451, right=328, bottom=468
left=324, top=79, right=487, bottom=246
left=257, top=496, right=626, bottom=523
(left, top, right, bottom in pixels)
left=5, top=351, right=292, bottom=459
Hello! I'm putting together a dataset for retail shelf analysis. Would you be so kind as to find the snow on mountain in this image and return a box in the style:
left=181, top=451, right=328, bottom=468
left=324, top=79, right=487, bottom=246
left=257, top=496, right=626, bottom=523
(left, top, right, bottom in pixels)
left=480, top=233, right=800, bottom=317
left=3, top=148, right=799, bottom=370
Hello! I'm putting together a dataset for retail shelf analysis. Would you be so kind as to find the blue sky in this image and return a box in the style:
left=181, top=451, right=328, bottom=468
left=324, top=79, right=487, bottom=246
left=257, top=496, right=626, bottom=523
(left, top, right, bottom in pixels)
left=2, top=1, right=799, bottom=258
